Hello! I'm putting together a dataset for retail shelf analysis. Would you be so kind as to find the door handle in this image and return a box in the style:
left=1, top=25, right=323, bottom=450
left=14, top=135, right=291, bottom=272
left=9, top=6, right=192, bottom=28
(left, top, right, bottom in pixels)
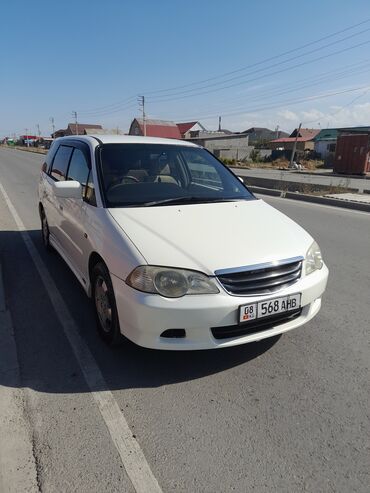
left=59, top=204, right=63, bottom=211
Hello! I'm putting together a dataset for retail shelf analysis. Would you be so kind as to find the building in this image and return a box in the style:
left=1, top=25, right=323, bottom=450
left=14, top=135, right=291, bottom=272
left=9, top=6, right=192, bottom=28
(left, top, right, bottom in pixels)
left=189, top=133, right=252, bottom=161
left=269, top=127, right=320, bottom=152
left=241, top=127, right=288, bottom=145
left=314, top=129, right=338, bottom=159
left=334, top=127, right=370, bottom=175
left=176, top=121, right=206, bottom=139
left=18, top=134, right=38, bottom=145
left=53, top=123, right=103, bottom=138
left=129, top=119, right=182, bottom=139
left=84, top=128, right=126, bottom=135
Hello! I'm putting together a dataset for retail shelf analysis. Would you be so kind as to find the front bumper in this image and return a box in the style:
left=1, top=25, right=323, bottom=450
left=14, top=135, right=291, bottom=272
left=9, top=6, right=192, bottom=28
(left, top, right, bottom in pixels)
left=111, top=264, right=329, bottom=350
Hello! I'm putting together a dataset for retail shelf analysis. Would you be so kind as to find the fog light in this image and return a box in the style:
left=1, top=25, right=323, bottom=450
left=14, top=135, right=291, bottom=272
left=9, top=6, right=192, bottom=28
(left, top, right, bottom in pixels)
left=160, top=329, right=186, bottom=338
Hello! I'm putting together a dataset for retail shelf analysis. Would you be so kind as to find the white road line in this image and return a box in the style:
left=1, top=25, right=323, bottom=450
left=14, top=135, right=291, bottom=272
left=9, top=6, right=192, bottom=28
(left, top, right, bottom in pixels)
left=0, top=181, right=163, bottom=493
left=257, top=194, right=370, bottom=216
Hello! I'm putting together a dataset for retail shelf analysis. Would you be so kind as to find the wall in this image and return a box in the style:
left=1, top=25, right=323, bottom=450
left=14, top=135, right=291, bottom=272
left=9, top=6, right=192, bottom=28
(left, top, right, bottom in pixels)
left=314, top=140, right=336, bottom=159
left=195, top=134, right=252, bottom=160
left=270, top=141, right=314, bottom=151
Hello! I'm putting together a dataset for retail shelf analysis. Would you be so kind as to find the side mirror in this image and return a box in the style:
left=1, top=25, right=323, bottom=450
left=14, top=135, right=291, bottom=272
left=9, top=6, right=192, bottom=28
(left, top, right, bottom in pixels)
left=53, top=180, right=82, bottom=199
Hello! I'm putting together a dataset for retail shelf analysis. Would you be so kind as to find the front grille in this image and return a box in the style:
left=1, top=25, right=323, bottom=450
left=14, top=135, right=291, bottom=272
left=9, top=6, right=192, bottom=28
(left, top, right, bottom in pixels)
left=211, top=309, right=302, bottom=340
left=216, top=257, right=303, bottom=296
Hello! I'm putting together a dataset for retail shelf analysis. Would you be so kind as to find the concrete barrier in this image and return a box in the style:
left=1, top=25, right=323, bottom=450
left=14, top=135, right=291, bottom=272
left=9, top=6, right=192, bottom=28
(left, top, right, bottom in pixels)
left=242, top=182, right=370, bottom=213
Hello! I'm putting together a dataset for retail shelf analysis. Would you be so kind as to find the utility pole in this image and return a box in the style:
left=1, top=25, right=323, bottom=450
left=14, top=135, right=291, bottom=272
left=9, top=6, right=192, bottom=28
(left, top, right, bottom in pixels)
left=50, top=117, right=55, bottom=137
left=289, top=122, right=302, bottom=168
left=72, top=111, right=78, bottom=135
left=275, top=125, right=280, bottom=139
left=25, top=128, right=29, bottom=147
left=36, top=123, right=41, bottom=138
left=218, top=116, right=222, bottom=131
left=138, top=96, right=146, bottom=136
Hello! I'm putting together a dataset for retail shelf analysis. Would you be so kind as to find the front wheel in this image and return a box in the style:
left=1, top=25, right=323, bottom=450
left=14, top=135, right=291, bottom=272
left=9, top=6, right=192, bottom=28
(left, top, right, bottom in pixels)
left=91, top=262, right=123, bottom=345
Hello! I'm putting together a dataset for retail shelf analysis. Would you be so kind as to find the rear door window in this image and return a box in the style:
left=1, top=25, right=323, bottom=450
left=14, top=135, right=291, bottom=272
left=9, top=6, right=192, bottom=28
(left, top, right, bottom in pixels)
left=50, top=145, right=73, bottom=181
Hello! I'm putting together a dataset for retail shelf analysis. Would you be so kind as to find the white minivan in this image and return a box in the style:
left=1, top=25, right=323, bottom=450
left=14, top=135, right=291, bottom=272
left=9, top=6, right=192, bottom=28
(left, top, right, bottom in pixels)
left=38, top=135, right=328, bottom=350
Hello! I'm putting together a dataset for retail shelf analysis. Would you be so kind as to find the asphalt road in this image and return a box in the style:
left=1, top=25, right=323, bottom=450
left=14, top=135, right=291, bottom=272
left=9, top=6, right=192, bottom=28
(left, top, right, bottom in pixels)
left=0, top=148, right=369, bottom=492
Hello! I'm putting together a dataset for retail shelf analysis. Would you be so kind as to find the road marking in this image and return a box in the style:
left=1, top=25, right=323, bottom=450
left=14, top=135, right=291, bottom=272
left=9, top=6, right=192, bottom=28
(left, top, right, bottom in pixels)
left=257, top=193, right=370, bottom=216
left=0, top=181, right=163, bottom=493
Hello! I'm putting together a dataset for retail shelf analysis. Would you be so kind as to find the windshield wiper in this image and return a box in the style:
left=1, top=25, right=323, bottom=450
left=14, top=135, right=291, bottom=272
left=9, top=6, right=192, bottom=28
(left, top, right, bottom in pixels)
left=141, top=196, right=239, bottom=207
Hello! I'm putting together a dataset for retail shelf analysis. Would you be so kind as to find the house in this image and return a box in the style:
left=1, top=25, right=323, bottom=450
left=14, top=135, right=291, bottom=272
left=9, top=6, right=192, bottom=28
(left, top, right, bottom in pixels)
left=18, top=135, right=38, bottom=146
left=241, top=127, right=289, bottom=145
left=314, top=129, right=338, bottom=159
left=176, top=121, right=206, bottom=139
left=84, top=128, right=126, bottom=135
left=269, top=127, right=320, bottom=152
left=53, top=123, right=103, bottom=138
left=129, top=118, right=182, bottom=139
left=188, top=133, right=252, bottom=161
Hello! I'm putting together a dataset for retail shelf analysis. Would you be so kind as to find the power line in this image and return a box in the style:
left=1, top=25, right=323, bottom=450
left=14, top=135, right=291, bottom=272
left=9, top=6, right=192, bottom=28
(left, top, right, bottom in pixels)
left=77, top=95, right=137, bottom=115
left=75, top=101, right=138, bottom=118
left=158, top=85, right=370, bottom=122
left=146, top=38, right=370, bottom=104
left=147, top=27, right=370, bottom=101
left=59, top=18, right=370, bottom=119
left=144, top=18, right=370, bottom=96
left=171, top=58, right=370, bottom=119
left=303, top=87, right=370, bottom=125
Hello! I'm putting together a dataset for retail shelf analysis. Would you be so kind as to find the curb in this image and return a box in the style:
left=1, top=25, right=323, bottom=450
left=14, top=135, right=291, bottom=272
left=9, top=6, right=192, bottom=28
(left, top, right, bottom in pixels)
left=0, top=146, right=47, bottom=155
left=244, top=184, right=370, bottom=213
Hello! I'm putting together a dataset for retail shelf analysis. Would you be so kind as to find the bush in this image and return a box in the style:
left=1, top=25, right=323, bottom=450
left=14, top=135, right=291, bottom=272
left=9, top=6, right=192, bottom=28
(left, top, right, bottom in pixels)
left=221, top=158, right=237, bottom=165
left=250, top=149, right=261, bottom=162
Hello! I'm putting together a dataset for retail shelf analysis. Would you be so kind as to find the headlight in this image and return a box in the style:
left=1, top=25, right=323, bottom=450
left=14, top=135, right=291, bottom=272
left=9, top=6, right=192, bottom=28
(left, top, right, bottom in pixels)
left=305, top=241, right=323, bottom=275
left=126, top=266, right=220, bottom=298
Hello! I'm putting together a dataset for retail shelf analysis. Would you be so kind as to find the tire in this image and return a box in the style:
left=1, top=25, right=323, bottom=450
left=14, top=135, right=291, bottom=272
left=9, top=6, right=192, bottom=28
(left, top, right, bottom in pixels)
left=91, top=262, right=123, bottom=346
left=40, top=208, right=53, bottom=252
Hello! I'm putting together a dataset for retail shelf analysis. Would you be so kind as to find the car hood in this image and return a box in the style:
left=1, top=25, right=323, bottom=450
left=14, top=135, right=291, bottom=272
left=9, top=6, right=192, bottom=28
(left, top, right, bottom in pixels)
left=108, top=199, right=313, bottom=275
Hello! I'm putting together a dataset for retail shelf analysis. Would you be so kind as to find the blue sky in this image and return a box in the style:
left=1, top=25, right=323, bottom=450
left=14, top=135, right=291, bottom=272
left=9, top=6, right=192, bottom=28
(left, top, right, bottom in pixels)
left=1, top=0, right=370, bottom=137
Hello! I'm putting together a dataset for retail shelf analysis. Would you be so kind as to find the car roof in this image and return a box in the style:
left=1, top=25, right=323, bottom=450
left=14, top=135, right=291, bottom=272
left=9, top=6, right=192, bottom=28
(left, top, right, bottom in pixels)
left=55, top=134, right=200, bottom=147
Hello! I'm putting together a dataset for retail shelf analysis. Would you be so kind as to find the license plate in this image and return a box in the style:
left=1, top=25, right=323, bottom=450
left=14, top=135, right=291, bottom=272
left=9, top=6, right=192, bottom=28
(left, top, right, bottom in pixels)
left=239, top=293, right=301, bottom=324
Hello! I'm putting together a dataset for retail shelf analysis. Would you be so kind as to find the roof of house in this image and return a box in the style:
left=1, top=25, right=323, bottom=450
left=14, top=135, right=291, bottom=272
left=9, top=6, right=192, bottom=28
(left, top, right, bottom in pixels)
left=241, top=127, right=289, bottom=141
left=130, top=119, right=182, bottom=139
left=290, top=127, right=320, bottom=139
left=270, top=137, right=314, bottom=143
left=314, top=129, right=338, bottom=141
left=66, top=123, right=103, bottom=135
left=84, top=128, right=126, bottom=135
left=338, top=126, right=370, bottom=133
left=242, top=127, right=272, bottom=133
left=189, top=133, right=248, bottom=142
left=176, top=121, right=199, bottom=135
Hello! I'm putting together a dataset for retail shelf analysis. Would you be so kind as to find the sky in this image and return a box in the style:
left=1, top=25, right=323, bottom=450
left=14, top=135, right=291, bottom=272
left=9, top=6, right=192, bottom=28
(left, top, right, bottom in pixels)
left=1, top=0, right=370, bottom=137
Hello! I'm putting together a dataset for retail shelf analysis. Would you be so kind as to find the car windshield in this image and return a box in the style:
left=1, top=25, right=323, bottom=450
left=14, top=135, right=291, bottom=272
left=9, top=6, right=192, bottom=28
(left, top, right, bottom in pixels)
left=98, top=143, right=255, bottom=207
